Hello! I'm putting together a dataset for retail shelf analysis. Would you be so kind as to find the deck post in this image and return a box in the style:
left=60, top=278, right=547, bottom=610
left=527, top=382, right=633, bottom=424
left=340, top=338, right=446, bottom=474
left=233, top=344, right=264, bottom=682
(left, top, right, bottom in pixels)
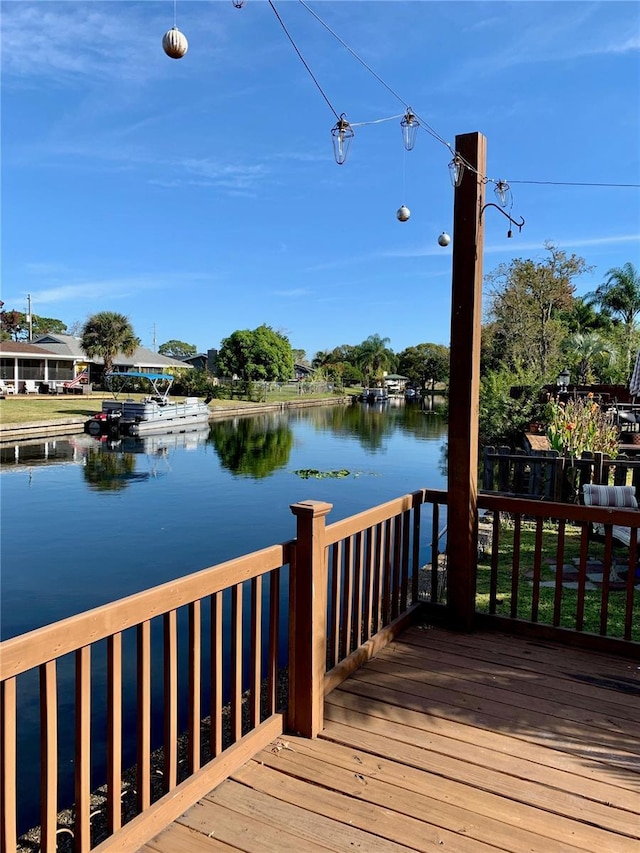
left=447, top=131, right=487, bottom=631
left=289, top=500, right=333, bottom=737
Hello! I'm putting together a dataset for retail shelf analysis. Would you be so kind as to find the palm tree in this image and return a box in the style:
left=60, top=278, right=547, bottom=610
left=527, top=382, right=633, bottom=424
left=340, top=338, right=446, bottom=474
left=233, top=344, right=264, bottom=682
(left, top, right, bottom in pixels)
left=586, top=262, right=640, bottom=376
left=81, top=311, right=140, bottom=376
left=356, top=334, right=396, bottom=387
left=563, top=331, right=616, bottom=385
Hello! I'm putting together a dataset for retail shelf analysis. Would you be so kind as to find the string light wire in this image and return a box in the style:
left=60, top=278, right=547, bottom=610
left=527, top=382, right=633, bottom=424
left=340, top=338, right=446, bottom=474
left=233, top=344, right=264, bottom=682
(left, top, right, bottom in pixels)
left=268, top=0, right=340, bottom=121
left=277, top=0, right=640, bottom=195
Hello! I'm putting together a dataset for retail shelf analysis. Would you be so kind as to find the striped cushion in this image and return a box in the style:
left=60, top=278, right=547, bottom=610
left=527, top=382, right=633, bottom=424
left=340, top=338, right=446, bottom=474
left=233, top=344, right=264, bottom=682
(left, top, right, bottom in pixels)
left=583, top=484, right=637, bottom=508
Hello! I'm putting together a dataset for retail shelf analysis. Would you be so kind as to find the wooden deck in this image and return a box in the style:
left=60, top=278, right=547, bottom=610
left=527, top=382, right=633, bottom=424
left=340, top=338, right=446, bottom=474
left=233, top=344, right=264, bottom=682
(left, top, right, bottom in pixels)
left=141, top=627, right=640, bottom=852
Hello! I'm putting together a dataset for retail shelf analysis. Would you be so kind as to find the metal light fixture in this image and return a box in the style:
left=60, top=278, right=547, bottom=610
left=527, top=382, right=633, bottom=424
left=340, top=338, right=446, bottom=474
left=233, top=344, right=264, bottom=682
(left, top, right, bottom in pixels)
left=396, top=205, right=410, bottom=222
left=557, top=368, right=571, bottom=390
left=438, top=232, right=451, bottom=247
left=448, top=155, right=464, bottom=188
left=494, top=180, right=511, bottom=207
left=400, top=109, right=419, bottom=151
left=231, top=0, right=247, bottom=7
left=331, top=114, right=354, bottom=165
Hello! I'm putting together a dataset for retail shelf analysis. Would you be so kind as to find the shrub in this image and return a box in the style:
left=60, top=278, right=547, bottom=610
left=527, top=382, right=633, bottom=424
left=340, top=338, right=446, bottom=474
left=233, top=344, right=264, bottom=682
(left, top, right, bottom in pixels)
left=545, top=395, right=618, bottom=459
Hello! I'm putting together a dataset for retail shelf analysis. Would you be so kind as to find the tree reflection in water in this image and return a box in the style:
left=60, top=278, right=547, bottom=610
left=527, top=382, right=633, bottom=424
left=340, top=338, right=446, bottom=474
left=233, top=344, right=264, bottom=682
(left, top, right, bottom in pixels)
left=83, top=447, right=150, bottom=491
left=210, top=415, right=294, bottom=478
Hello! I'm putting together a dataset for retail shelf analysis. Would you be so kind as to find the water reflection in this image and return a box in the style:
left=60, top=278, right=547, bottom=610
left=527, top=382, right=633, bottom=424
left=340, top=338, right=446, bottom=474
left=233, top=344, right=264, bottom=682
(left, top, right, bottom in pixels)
left=210, top=414, right=294, bottom=478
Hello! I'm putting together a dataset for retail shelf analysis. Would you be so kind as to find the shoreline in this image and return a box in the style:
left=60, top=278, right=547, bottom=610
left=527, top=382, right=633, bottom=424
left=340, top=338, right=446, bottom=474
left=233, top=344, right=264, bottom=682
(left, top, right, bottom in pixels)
left=0, top=395, right=353, bottom=443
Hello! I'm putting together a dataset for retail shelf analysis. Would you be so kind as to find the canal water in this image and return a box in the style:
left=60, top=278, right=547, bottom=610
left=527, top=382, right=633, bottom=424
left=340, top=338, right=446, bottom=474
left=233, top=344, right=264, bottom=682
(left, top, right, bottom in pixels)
left=1, top=401, right=448, bottom=833
left=1, top=402, right=447, bottom=641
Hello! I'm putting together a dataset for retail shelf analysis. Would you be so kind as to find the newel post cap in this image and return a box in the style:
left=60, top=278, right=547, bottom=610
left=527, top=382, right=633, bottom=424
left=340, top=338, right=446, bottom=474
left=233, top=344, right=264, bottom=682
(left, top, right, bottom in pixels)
left=290, top=500, right=333, bottom=519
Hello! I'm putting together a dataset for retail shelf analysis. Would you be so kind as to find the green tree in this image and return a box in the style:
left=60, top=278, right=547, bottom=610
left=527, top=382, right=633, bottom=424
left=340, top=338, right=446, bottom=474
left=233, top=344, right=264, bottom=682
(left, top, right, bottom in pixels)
left=355, top=334, right=396, bottom=386
left=217, top=324, right=294, bottom=383
left=486, top=243, right=590, bottom=379
left=398, top=343, right=450, bottom=393
left=0, top=309, right=67, bottom=341
left=0, top=309, right=25, bottom=341
left=81, top=312, right=140, bottom=376
left=562, top=332, right=616, bottom=385
left=158, top=339, right=197, bottom=359
left=586, top=262, right=640, bottom=377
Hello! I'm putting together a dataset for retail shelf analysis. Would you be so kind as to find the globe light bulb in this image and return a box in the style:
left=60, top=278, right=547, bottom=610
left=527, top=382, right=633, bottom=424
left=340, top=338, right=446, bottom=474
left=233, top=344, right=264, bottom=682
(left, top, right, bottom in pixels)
left=438, top=232, right=451, bottom=247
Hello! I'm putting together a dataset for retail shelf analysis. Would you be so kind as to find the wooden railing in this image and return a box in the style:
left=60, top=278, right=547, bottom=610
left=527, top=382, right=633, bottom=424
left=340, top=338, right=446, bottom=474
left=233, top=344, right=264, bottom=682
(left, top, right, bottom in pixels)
left=2, top=487, right=638, bottom=853
left=476, top=494, right=640, bottom=652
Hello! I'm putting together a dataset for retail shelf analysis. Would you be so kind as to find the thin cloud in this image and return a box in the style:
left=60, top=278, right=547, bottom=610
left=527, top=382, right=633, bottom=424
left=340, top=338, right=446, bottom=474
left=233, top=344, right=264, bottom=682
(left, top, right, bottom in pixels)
left=271, top=288, right=312, bottom=297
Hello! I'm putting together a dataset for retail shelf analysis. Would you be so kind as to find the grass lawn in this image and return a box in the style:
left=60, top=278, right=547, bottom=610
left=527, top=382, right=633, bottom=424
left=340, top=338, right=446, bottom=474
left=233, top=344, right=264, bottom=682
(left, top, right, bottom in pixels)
left=0, top=389, right=349, bottom=425
left=476, top=521, right=640, bottom=641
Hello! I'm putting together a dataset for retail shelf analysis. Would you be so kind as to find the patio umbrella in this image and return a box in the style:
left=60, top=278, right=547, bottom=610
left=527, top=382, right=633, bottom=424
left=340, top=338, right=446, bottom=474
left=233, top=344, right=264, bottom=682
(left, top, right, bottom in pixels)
left=630, top=350, right=640, bottom=397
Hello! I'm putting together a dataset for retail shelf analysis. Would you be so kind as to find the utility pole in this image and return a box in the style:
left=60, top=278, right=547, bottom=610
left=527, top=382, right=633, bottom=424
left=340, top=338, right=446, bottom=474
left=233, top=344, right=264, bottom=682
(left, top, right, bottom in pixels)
left=26, top=294, right=33, bottom=341
left=447, top=131, right=487, bottom=631
left=152, top=323, right=157, bottom=352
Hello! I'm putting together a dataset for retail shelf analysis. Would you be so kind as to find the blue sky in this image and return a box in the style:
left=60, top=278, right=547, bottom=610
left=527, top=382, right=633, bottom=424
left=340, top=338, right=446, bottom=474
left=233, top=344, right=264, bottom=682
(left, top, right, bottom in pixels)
left=2, top=1, right=639, bottom=359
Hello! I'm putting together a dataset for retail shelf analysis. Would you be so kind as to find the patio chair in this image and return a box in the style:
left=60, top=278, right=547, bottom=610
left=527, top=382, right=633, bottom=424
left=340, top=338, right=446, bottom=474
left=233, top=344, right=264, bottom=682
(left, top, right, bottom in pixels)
left=0, top=380, right=17, bottom=395
left=582, top=483, right=640, bottom=549
left=24, top=380, right=38, bottom=394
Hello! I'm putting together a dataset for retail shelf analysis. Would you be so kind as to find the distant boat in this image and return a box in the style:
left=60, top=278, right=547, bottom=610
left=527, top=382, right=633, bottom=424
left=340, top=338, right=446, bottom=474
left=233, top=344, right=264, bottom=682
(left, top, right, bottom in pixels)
left=360, top=388, right=389, bottom=404
left=84, top=372, right=210, bottom=437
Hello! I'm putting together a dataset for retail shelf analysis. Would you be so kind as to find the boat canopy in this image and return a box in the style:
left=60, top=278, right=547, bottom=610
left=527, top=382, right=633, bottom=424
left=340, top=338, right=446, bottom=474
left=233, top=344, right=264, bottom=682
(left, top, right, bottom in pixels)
left=105, top=372, right=174, bottom=381
left=104, top=371, right=174, bottom=400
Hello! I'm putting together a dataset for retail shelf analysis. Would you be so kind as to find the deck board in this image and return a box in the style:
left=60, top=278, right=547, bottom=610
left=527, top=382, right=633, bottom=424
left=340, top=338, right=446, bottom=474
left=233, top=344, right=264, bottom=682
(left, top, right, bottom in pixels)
left=138, top=627, right=640, bottom=853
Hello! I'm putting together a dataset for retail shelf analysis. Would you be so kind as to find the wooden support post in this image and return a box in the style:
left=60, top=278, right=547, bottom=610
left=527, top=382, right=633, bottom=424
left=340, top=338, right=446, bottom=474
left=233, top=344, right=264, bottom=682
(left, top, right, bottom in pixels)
left=447, top=131, right=487, bottom=631
left=288, top=500, right=332, bottom=737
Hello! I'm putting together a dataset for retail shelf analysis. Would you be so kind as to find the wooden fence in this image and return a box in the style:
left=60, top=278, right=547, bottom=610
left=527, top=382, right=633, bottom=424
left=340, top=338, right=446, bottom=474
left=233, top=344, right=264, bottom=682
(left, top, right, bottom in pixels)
left=482, top=447, right=640, bottom=501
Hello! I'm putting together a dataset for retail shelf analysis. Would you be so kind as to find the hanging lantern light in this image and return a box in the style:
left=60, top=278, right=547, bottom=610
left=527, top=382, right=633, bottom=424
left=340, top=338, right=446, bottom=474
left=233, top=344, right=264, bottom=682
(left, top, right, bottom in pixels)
left=162, top=26, right=188, bottom=59
left=396, top=205, right=410, bottom=222
left=448, top=155, right=464, bottom=188
left=400, top=109, right=419, bottom=151
left=438, top=232, right=451, bottom=247
left=331, top=114, right=354, bottom=165
left=494, top=180, right=511, bottom=207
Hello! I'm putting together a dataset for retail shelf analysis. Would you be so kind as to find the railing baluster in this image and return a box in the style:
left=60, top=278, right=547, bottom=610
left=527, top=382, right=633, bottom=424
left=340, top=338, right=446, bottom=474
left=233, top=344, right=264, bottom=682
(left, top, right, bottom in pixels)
left=553, top=520, right=566, bottom=627
left=400, top=508, right=410, bottom=612
left=353, top=532, right=364, bottom=649
left=430, top=504, right=440, bottom=604
left=341, top=537, right=353, bottom=659
left=250, top=576, right=262, bottom=728
left=268, top=568, right=279, bottom=714
left=374, top=522, right=384, bottom=630
left=39, top=661, right=57, bottom=852
left=391, top=515, right=402, bottom=620
left=530, top=518, right=544, bottom=622
left=210, top=592, right=223, bottom=757
left=163, top=610, right=178, bottom=791
left=411, top=493, right=422, bottom=605
left=188, top=601, right=201, bottom=774
left=625, top=531, right=637, bottom=641
left=510, top=514, right=521, bottom=619
left=330, top=543, right=341, bottom=666
left=489, top=514, right=500, bottom=614
left=136, top=620, right=151, bottom=812
left=106, top=633, right=122, bottom=834
left=364, top=527, right=374, bottom=642
left=600, top=528, right=612, bottom=636
left=74, top=646, right=91, bottom=853
left=575, top=525, right=590, bottom=632
left=1, top=677, right=17, bottom=853
left=382, top=519, right=392, bottom=624
left=230, top=584, right=243, bottom=743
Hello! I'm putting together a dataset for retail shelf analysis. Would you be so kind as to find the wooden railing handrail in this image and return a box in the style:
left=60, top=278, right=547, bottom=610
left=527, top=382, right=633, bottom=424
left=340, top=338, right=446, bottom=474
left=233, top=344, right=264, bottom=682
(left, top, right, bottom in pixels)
left=479, top=493, right=640, bottom=525
left=325, top=488, right=448, bottom=546
left=0, top=541, right=292, bottom=681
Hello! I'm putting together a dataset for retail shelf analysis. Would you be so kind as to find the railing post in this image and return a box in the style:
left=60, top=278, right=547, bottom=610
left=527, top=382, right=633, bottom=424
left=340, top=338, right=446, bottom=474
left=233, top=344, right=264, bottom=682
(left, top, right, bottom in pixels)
left=289, top=500, right=333, bottom=738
